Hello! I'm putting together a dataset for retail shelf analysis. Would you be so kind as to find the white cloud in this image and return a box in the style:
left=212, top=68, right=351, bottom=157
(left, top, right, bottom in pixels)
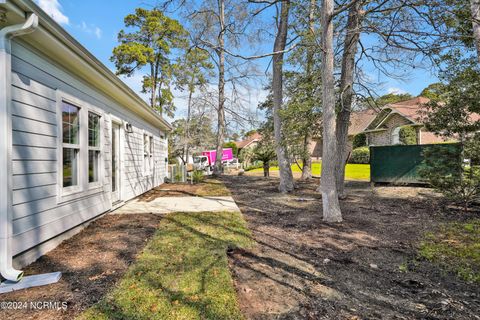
left=36, top=0, right=69, bottom=25
left=79, top=21, right=102, bottom=39
left=94, top=27, right=102, bottom=39
left=387, top=87, right=408, bottom=95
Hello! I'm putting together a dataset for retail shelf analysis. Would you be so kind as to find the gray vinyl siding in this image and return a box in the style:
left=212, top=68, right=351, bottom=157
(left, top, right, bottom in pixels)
left=9, top=40, right=167, bottom=256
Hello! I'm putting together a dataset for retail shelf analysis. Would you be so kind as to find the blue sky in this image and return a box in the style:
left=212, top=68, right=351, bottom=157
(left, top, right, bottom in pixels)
left=35, top=0, right=439, bottom=121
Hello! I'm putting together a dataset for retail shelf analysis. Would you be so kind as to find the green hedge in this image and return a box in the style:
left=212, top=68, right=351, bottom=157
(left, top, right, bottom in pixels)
left=348, top=146, right=370, bottom=164
left=352, top=133, right=367, bottom=149
left=244, top=160, right=278, bottom=171
left=399, top=125, right=417, bottom=145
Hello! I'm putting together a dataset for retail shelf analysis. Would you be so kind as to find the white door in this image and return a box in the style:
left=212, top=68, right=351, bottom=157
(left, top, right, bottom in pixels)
left=111, top=123, right=121, bottom=203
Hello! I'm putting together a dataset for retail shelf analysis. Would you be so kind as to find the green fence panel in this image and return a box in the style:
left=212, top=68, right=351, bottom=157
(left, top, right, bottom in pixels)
left=370, top=143, right=462, bottom=184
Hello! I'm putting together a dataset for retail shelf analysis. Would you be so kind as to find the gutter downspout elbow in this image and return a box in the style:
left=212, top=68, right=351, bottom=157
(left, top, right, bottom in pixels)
left=0, top=12, right=38, bottom=282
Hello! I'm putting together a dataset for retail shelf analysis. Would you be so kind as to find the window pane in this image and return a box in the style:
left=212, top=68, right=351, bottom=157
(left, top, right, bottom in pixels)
left=88, top=112, right=100, bottom=147
left=144, top=135, right=149, bottom=154
left=62, top=101, right=80, bottom=144
left=63, top=148, right=78, bottom=187
left=89, top=150, right=100, bottom=183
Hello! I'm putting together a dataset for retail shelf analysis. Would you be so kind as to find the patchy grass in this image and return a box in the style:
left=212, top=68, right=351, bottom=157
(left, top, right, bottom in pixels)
left=196, top=179, right=231, bottom=196
left=80, top=211, right=253, bottom=320
left=251, top=162, right=371, bottom=181
left=419, top=220, right=480, bottom=283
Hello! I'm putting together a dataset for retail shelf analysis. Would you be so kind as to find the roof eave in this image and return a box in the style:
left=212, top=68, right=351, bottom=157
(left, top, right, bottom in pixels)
left=4, top=0, right=172, bottom=131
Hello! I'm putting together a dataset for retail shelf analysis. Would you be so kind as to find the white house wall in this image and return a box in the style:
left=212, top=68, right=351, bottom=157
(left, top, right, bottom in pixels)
left=9, top=40, right=167, bottom=257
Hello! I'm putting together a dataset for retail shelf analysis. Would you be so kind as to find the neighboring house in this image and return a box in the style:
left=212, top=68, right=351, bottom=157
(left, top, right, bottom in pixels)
left=309, top=109, right=377, bottom=159
left=0, top=0, right=171, bottom=280
left=235, top=132, right=262, bottom=154
left=363, top=97, right=446, bottom=146
left=310, top=97, right=450, bottom=159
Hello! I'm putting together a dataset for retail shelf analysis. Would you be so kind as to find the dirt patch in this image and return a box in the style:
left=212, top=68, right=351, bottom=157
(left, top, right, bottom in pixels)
left=0, top=213, right=161, bottom=320
left=138, top=179, right=230, bottom=200
left=223, top=175, right=480, bottom=320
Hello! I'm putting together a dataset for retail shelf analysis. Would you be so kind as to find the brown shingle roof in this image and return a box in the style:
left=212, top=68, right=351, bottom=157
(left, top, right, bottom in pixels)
left=387, top=97, right=431, bottom=122
left=235, top=132, right=262, bottom=149
left=348, top=109, right=378, bottom=135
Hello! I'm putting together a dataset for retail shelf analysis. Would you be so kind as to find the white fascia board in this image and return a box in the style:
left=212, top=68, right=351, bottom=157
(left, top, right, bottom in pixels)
left=7, top=0, right=172, bottom=132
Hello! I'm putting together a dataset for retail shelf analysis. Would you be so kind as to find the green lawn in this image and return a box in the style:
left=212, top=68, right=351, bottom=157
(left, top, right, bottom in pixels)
left=420, top=220, right=480, bottom=283
left=251, top=162, right=370, bottom=181
left=80, top=211, right=254, bottom=320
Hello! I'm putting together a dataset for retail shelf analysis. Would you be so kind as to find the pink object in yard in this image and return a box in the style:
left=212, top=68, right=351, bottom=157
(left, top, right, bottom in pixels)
left=202, top=148, right=234, bottom=166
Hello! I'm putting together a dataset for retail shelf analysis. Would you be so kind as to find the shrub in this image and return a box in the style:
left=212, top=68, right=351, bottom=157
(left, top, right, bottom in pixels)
left=348, top=147, right=370, bottom=164
left=192, top=170, right=205, bottom=183
left=244, top=162, right=263, bottom=171
left=352, top=133, right=367, bottom=149
left=399, top=125, right=417, bottom=145
left=174, top=171, right=183, bottom=183
left=419, top=144, right=480, bottom=211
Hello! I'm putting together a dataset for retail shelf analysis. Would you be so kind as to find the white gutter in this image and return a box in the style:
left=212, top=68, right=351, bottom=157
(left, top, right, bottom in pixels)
left=0, top=12, right=38, bottom=282
left=11, top=0, right=172, bottom=132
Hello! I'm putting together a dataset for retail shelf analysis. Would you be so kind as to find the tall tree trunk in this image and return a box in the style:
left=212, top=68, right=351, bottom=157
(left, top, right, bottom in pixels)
left=471, top=0, right=480, bottom=63
left=335, top=1, right=363, bottom=198
left=320, top=0, right=342, bottom=222
left=150, top=63, right=157, bottom=110
left=301, top=0, right=316, bottom=181
left=183, top=88, right=194, bottom=165
left=213, top=0, right=226, bottom=176
left=301, top=133, right=312, bottom=179
left=263, top=163, right=270, bottom=177
left=273, top=0, right=294, bottom=193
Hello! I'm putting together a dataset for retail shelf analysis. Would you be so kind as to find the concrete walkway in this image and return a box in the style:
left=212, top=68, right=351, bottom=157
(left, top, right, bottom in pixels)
left=112, top=196, right=240, bottom=214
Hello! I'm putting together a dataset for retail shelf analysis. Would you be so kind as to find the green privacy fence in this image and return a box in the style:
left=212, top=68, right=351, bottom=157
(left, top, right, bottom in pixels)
left=370, top=143, right=462, bottom=184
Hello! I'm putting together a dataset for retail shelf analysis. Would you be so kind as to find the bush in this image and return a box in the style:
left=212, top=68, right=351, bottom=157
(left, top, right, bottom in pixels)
left=352, top=133, right=367, bottom=149
left=419, top=144, right=480, bottom=211
left=174, top=171, right=183, bottom=183
left=399, top=125, right=417, bottom=145
left=244, top=162, right=263, bottom=171
left=348, top=147, right=370, bottom=164
left=192, top=170, right=205, bottom=183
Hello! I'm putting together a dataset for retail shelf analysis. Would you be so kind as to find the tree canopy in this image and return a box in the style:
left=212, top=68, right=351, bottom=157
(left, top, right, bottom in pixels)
left=112, top=8, right=188, bottom=117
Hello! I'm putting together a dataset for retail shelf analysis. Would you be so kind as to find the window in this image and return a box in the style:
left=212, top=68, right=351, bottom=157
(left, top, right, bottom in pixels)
left=62, top=101, right=80, bottom=188
left=144, top=134, right=154, bottom=175
left=392, top=127, right=401, bottom=145
left=149, top=135, right=154, bottom=173
left=57, top=91, right=104, bottom=202
left=88, top=112, right=101, bottom=183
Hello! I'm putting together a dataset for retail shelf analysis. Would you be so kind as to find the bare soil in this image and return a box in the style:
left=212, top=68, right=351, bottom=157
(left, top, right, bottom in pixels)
left=222, top=175, right=480, bottom=320
left=0, top=214, right=161, bottom=320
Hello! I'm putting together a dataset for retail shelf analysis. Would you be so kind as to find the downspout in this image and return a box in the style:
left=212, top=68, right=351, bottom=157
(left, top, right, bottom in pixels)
left=0, top=12, right=38, bottom=282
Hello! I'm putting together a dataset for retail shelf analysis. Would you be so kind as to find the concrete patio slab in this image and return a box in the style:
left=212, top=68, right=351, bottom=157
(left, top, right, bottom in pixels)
left=112, top=196, right=240, bottom=214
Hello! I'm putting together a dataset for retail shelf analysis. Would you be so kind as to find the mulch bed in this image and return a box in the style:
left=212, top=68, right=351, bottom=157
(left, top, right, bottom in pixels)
left=222, top=175, right=480, bottom=320
left=0, top=213, right=161, bottom=320
left=137, top=179, right=229, bottom=200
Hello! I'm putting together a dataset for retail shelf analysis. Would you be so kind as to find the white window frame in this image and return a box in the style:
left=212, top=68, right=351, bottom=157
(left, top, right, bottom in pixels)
left=391, top=127, right=401, bottom=145
left=56, top=91, right=104, bottom=203
left=87, top=108, right=103, bottom=189
left=143, top=132, right=153, bottom=176
left=149, top=135, right=154, bottom=175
